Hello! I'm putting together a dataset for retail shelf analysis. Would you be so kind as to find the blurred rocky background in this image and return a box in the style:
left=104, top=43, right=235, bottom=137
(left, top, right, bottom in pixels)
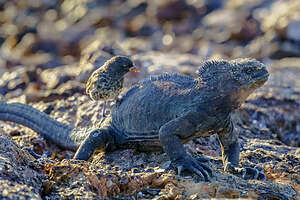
left=0, top=0, right=299, bottom=199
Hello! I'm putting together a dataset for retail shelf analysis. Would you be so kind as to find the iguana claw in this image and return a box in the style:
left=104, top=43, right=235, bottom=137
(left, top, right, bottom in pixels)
left=175, top=155, right=212, bottom=181
left=242, top=166, right=266, bottom=181
left=225, top=162, right=265, bottom=181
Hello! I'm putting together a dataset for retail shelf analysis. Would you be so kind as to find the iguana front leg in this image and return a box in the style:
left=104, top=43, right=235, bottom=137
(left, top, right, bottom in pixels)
left=217, top=119, right=265, bottom=180
left=159, top=112, right=212, bottom=181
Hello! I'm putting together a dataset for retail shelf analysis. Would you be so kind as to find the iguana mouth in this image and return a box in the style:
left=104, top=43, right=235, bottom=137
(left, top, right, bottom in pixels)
left=250, top=71, right=269, bottom=89
left=253, top=71, right=269, bottom=82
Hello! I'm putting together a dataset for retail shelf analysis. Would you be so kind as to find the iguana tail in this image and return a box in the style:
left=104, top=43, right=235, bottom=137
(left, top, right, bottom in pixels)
left=0, top=101, right=84, bottom=150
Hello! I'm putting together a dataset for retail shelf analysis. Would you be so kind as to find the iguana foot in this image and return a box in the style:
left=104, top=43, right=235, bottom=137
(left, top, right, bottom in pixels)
left=225, top=162, right=265, bottom=181
left=242, top=166, right=266, bottom=181
left=175, top=155, right=212, bottom=181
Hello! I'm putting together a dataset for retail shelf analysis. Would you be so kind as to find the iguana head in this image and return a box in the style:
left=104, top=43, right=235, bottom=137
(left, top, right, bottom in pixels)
left=197, top=58, right=269, bottom=107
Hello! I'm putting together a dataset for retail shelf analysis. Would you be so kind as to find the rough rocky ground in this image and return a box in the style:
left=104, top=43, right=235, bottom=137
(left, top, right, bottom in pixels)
left=0, top=0, right=300, bottom=199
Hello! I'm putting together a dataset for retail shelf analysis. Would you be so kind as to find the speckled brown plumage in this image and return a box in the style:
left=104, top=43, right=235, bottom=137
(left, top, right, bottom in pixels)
left=86, top=56, right=138, bottom=118
left=86, top=71, right=123, bottom=101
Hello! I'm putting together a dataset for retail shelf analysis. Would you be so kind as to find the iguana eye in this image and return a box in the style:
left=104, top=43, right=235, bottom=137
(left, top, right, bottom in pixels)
left=235, top=73, right=246, bottom=81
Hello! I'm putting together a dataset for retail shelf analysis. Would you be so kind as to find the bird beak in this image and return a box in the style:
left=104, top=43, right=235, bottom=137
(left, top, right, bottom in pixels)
left=129, top=66, right=140, bottom=72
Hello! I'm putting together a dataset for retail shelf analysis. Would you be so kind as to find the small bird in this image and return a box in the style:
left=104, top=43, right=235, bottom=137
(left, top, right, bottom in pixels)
left=86, top=56, right=139, bottom=120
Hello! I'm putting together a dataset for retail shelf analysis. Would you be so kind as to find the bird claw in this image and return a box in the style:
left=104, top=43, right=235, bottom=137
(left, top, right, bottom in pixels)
left=225, top=162, right=265, bottom=181
left=174, top=155, right=212, bottom=182
left=115, top=97, right=123, bottom=107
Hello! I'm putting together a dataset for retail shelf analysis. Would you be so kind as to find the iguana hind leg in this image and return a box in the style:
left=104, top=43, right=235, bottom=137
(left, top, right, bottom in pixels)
left=73, top=126, right=115, bottom=160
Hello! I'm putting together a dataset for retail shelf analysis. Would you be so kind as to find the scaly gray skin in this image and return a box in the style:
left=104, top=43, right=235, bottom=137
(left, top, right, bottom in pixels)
left=0, top=58, right=269, bottom=181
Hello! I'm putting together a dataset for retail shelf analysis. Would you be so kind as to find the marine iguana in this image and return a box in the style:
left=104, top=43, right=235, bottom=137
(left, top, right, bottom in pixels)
left=0, top=58, right=269, bottom=181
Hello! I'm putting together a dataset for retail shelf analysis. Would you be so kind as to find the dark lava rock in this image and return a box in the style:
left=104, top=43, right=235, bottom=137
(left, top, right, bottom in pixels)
left=0, top=134, right=43, bottom=200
